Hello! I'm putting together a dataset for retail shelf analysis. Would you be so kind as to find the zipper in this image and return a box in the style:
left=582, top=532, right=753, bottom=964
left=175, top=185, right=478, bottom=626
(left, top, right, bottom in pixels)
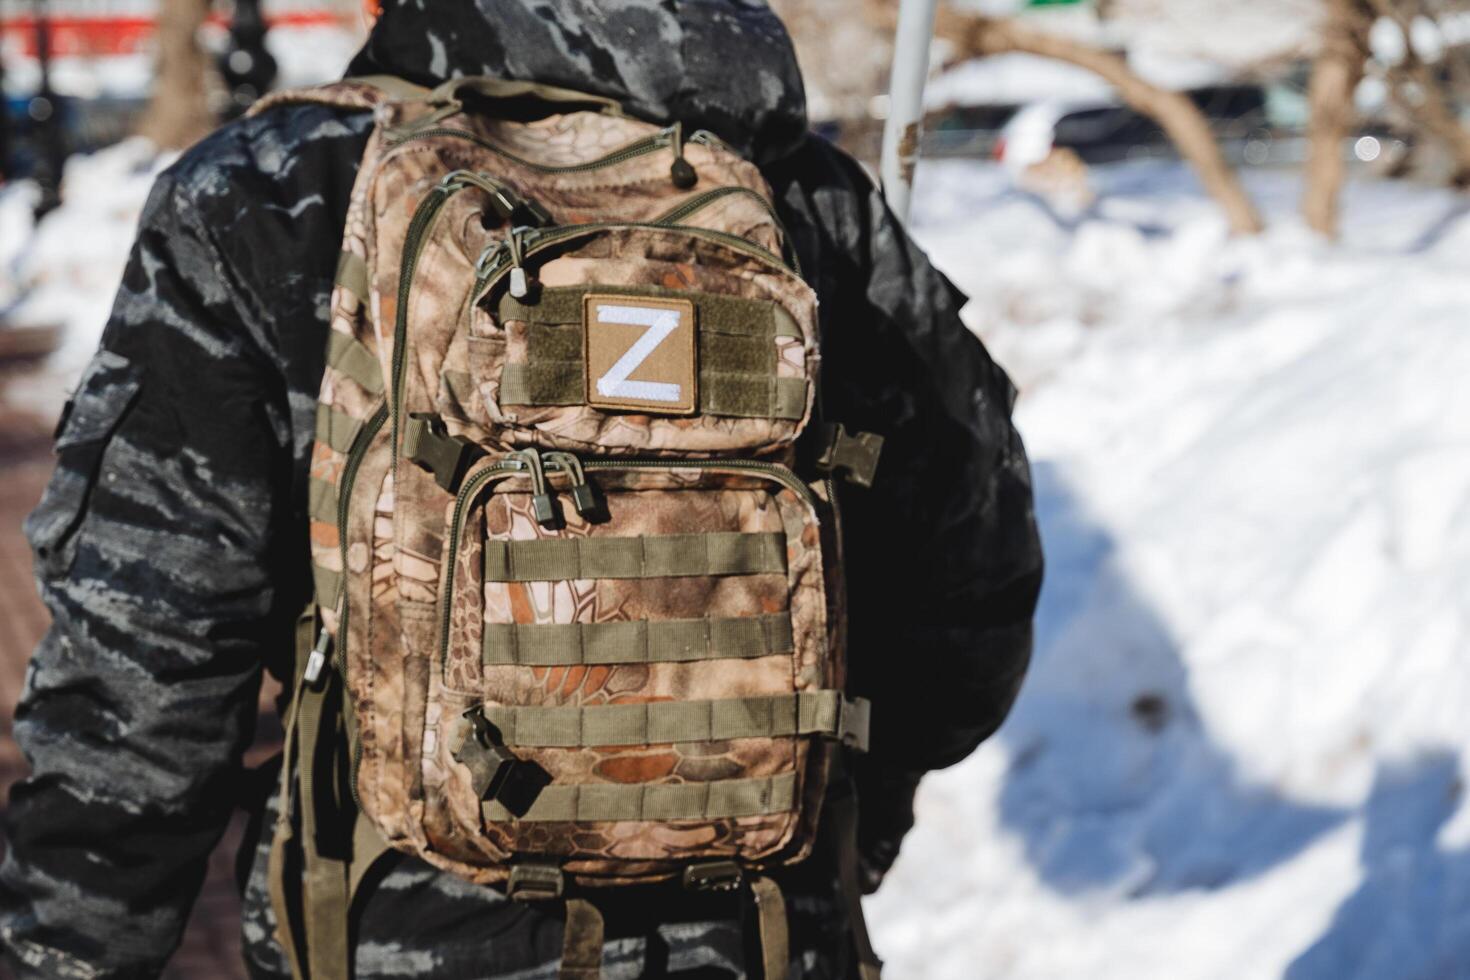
left=389, top=169, right=540, bottom=459
left=332, top=402, right=387, bottom=810
left=581, top=457, right=819, bottom=512
left=653, top=186, right=800, bottom=276
left=437, top=456, right=528, bottom=675
left=472, top=221, right=793, bottom=309
left=389, top=125, right=679, bottom=176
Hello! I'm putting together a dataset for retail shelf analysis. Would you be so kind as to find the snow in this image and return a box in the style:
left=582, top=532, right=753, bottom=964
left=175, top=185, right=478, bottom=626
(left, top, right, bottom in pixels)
left=5, top=95, right=1470, bottom=980
left=867, top=160, right=1470, bottom=978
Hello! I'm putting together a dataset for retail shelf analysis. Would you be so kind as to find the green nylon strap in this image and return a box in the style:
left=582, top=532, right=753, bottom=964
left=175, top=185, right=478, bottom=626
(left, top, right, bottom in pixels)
left=312, top=563, right=343, bottom=610
left=482, top=612, right=794, bottom=666
left=482, top=771, right=796, bottom=823
left=333, top=253, right=371, bottom=311
left=751, top=876, right=790, bottom=980
left=315, top=405, right=363, bottom=455
left=499, top=362, right=807, bottom=421
left=307, top=477, right=338, bottom=526
left=500, top=286, right=801, bottom=339
left=481, top=691, right=848, bottom=748
left=559, top=898, right=605, bottom=980
left=350, top=73, right=433, bottom=101
left=325, top=328, right=383, bottom=395
left=484, top=531, right=787, bottom=582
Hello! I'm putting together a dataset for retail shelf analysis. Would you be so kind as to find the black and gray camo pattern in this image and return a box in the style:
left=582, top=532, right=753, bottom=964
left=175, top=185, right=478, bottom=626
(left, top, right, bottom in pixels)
left=0, top=3, right=1042, bottom=976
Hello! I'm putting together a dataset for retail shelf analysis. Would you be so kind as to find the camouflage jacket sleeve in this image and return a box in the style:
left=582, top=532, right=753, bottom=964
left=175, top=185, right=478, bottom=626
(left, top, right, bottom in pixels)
left=768, top=138, right=1042, bottom=872
left=0, top=135, right=324, bottom=977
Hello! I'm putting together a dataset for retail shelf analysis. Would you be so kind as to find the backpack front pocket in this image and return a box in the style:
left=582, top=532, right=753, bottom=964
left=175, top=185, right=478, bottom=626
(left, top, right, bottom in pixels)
left=431, top=458, right=850, bottom=875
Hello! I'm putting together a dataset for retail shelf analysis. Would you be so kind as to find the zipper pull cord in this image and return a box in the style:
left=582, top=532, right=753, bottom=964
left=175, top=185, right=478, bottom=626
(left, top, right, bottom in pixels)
left=670, top=121, right=698, bottom=190
left=507, top=226, right=536, bottom=299
left=546, top=452, right=598, bottom=518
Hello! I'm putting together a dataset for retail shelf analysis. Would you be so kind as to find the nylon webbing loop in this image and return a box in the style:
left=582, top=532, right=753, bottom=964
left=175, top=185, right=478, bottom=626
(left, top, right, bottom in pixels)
left=480, top=691, right=863, bottom=748
left=312, top=563, right=343, bottom=610
left=333, top=254, right=372, bottom=313
left=482, top=612, right=794, bottom=666
left=484, top=531, right=787, bottom=582
left=750, top=876, right=790, bottom=980
left=308, top=478, right=338, bottom=526
left=483, top=771, right=796, bottom=822
left=325, top=328, right=383, bottom=395
left=500, top=363, right=807, bottom=421
left=315, top=406, right=363, bottom=455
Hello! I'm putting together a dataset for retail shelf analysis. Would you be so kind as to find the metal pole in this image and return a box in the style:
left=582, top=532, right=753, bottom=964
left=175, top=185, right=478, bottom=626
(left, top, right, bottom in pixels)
left=30, top=0, right=65, bottom=218
left=879, top=0, right=940, bottom=224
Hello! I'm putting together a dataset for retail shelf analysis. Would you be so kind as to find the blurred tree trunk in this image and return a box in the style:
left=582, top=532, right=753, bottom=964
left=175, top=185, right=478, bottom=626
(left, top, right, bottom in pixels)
left=1302, top=0, right=1370, bottom=237
left=1366, top=0, right=1470, bottom=184
left=137, top=0, right=215, bottom=150
left=939, top=11, right=1266, bottom=234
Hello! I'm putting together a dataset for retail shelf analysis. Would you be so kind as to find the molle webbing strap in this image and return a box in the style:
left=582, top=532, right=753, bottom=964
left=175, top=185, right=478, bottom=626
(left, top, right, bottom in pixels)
left=482, top=771, right=796, bottom=823
left=559, top=898, right=605, bottom=980
left=332, top=254, right=371, bottom=311
left=499, top=364, right=807, bottom=421
left=484, top=531, right=786, bottom=582
left=315, top=406, right=363, bottom=455
left=312, top=564, right=343, bottom=610
left=750, top=876, right=790, bottom=980
left=308, top=478, right=338, bottom=527
left=482, top=612, right=794, bottom=666
left=481, top=691, right=855, bottom=748
left=501, top=287, right=802, bottom=339
left=325, top=328, right=384, bottom=396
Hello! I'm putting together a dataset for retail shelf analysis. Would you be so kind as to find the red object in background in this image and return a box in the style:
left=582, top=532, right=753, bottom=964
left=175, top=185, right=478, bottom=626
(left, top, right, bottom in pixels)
left=0, top=9, right=347, bottom=59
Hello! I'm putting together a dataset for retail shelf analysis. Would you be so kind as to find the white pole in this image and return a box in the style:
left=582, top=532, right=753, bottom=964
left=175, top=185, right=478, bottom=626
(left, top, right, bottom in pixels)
left=880, top=0, right=941, bottom=224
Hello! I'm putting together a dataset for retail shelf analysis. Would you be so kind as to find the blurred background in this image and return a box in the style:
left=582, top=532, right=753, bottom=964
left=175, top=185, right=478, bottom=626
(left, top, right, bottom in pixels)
left=1, top=1, right=1468, bottom=976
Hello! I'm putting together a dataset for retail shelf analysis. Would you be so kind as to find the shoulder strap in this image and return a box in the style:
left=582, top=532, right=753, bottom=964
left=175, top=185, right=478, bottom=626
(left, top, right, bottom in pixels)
left=247, top=74, right=432, bottom=118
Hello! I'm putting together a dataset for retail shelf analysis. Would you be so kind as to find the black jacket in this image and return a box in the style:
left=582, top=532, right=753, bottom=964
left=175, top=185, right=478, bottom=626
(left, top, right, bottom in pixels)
left=0, top=3, right=1041, bottom=977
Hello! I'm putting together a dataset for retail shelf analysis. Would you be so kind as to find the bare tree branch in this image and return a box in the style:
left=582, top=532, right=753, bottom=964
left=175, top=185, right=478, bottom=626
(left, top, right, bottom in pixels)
left=939, top=10, right=1266, bottom=234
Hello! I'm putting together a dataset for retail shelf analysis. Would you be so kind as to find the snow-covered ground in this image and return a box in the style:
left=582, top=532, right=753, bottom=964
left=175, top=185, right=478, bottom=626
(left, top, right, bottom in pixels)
left=868, top=162, right=1470, bottom=978
left=4, top=130, right=1470, bottom=979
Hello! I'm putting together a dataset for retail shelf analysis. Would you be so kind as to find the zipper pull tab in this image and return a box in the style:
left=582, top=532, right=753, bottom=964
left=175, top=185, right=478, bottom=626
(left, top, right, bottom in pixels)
left=670, top=122, right=698, bottom=189
left=546, top=452, right=598, bottom=519
left=517, top=450, right=561, bottom=528
left=303, top=627, right=332, bottom=685
left=507, top=227, right=536, bottom=299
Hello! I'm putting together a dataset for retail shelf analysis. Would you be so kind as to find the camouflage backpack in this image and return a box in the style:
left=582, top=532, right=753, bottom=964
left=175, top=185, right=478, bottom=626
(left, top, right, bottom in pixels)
left=254, top=76, right=884, bottom=980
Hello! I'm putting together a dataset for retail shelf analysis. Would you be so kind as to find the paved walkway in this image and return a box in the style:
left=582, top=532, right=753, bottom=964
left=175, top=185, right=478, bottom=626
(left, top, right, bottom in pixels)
left=0, top=379, right=261, bottom=979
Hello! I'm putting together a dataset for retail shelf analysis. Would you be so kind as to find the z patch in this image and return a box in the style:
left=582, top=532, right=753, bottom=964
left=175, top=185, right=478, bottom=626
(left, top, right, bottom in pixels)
left=584, top=294, right=698, bottom=415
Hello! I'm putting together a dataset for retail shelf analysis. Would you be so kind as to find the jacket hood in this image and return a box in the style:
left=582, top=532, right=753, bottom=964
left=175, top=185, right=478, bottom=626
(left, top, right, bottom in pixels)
left=346, top=0, right=809, bottom=164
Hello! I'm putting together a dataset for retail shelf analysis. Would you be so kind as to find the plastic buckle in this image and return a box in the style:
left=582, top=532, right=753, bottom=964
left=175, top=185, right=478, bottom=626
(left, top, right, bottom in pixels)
left=816, top=424, right=884, bottom=489
left=404, top=413, right=485, bottom=492
left=508, top=862, right=565, bottom=901
left=838, top=697, right=872, bottom=753
left=682, top=861, right=744, bottom=893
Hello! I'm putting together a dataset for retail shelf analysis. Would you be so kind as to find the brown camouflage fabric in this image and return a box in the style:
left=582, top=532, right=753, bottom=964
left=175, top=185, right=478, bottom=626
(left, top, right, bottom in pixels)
left=264, top=78, right=844, bottom=891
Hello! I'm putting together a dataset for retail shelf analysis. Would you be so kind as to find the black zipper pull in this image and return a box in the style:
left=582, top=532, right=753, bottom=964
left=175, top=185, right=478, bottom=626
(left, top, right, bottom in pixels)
left=516, top=449, right=560, bottom=527
left=546, top=452, right=598, bottom=519
left=670, top=122, right=698, bottom=189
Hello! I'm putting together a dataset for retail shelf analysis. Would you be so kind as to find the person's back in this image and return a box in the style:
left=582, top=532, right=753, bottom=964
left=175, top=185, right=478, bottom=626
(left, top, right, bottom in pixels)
left=0, top=4, right=1042, bottom=977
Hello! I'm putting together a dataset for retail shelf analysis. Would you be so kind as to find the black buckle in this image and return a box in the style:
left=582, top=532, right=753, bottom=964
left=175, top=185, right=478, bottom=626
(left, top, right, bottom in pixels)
left=816, top=424, right=884, bottom=489
left=404, top=413, right=485, bottom=492
left=682, top=861, right=744, bottom=892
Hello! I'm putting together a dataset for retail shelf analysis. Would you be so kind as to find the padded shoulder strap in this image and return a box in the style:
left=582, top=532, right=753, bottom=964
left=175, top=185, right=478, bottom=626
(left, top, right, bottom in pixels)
left=247, top=74, right=432, bottom=118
